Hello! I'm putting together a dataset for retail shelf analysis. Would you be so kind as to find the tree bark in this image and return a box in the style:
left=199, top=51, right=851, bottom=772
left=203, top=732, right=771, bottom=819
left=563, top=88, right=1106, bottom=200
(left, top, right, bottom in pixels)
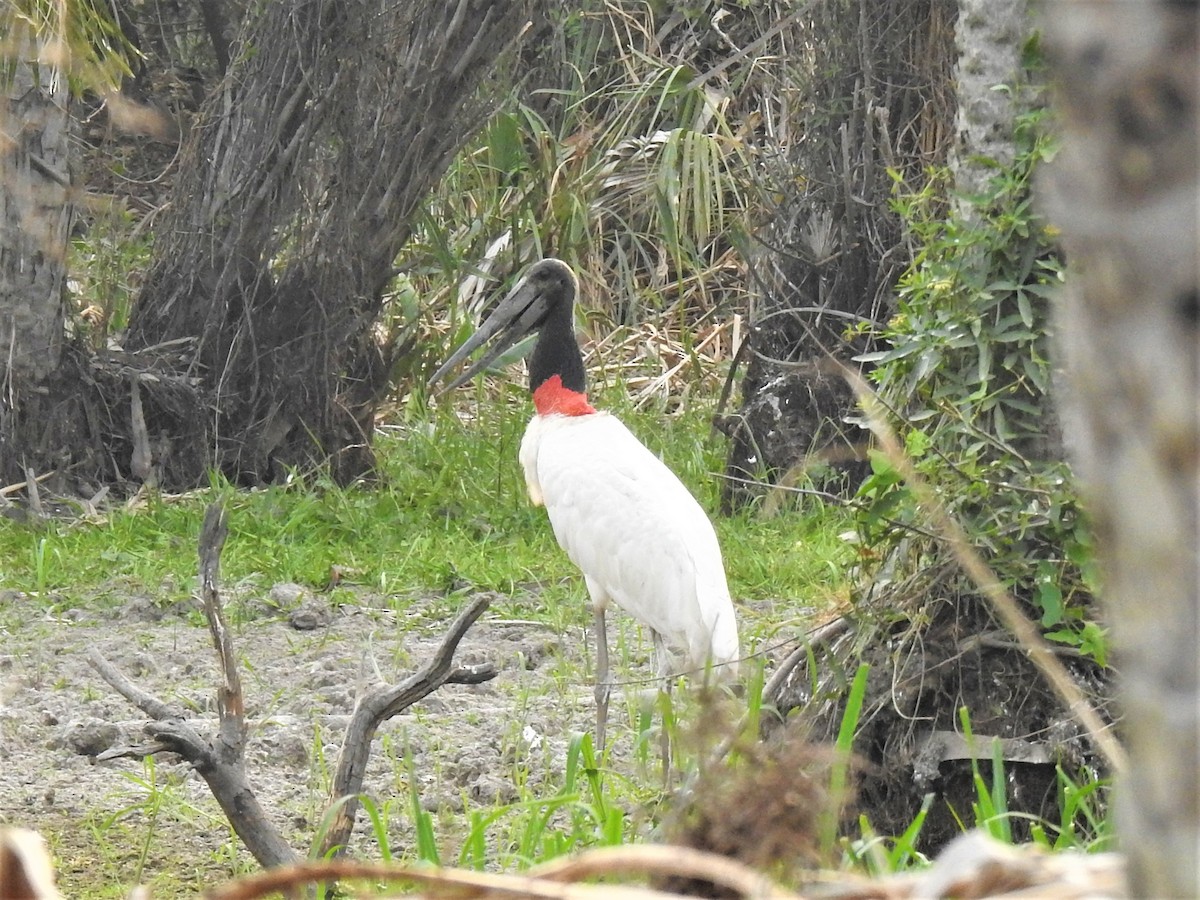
left=1041, top=3, right=1199, bottom=896
left=0, top=38, right=75, bottom=481
left=719, top=0, right=955, bottom=510
left=0, top=61, right=70, bottom=383
left=950, top=0, right=1029, bottom=217
left=124, top=0, right=539, bottom=487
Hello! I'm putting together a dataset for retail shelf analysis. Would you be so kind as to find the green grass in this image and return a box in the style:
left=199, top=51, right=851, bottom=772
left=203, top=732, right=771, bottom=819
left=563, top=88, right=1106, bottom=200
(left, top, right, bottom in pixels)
left=41, top=757, right=253, bottom=899
left=0, top=390, right=853, bottom=634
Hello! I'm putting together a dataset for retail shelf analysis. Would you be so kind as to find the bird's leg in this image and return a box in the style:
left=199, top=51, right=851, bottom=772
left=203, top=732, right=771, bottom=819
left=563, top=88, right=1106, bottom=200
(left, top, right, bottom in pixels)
left=651, top=631, right=673, bottom=786
left=593, top=605, right=611, bottom=757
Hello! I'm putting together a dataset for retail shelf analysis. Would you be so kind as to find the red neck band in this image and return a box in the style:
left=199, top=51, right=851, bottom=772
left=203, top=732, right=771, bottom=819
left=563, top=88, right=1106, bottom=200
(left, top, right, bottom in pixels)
left=532, top=375, right=597, bottom=416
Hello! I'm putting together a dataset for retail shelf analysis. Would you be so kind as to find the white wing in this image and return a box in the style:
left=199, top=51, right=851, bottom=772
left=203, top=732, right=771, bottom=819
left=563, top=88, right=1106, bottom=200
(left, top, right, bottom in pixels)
left=520, top=412, right=739, bottom=673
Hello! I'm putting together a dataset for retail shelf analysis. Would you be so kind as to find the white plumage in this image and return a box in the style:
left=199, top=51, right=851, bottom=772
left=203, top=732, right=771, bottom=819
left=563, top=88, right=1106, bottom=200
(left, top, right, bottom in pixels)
left=429, top=257, right=741, bottom=757
left=520, top=412, right=740, bottom=679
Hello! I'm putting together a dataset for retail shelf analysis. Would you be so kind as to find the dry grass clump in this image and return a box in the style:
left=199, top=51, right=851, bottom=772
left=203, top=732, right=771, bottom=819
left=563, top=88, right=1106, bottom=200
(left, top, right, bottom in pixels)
left=656, top=710, right=853, bottom=898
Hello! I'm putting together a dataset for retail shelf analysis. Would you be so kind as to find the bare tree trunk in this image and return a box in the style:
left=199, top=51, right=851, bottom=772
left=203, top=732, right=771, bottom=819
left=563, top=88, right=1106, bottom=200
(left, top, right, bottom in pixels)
left=950, top=0, right=1029, bottom=218
left=0, top=63, right=70, bottom=383
left=1042, top=3, right=1198, bottom=896
left=0, top=35, right=78, bottom=482
left=125, top=0, right=539, bottom=487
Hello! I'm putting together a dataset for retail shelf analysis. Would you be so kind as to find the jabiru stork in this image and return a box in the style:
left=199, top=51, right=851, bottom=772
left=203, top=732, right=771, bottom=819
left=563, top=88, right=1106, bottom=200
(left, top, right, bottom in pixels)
left=429, top=258, right=740, bottom=756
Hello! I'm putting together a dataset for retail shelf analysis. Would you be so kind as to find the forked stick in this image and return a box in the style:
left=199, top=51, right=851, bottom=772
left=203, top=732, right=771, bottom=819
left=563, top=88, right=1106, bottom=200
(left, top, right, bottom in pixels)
left=89, top=502, right=497, bottom=873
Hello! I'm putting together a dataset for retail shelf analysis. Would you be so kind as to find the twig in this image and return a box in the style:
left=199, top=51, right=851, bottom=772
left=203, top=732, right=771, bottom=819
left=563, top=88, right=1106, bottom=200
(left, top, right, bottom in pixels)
left=199, top=505, right=244, bottom=724
left=762, top=616, right=852, bottom=708
left=959, top=631, right=1087, bottom=660
left=532, top=844, right=793, bottom=898
left=24, top=467, right=44, bottom=519
left=449, top=662, right=500, bottom=684
left=0, top=470, right=55, bottom=497
left=317, top=592, right=497, bottom=859
left=632, top=321, right=730, bottom=410
left=86, top=649, right=183, bottom=721
left=204, top=856, right=699, bottom=900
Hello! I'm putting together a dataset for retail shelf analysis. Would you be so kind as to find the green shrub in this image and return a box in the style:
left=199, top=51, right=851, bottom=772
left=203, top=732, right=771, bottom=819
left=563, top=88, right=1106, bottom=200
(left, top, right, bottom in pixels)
left=855, top=110, right=1105, bottom=664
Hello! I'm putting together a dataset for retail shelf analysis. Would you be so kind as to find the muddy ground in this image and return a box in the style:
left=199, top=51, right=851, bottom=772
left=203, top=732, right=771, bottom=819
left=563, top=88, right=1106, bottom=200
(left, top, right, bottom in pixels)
left=0, top=581, right=684, bottom=895
left=0, top=576, right=1109, bottom=897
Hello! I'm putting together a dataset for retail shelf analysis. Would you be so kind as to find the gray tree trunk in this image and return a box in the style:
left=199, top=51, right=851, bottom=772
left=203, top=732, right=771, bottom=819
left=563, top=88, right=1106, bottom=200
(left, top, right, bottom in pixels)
left=0, top=39, right=74, bottom=477
left=950, top=0, right=1065, bottom=461
left=1042, top=3, right=1198, bottom=896
left=950, top=0, right=1029, bottom=216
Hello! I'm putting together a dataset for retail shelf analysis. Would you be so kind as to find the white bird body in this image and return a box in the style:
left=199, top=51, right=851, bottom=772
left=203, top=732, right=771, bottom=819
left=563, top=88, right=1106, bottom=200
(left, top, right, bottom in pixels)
left=520, top=411, right=740, bottom=677
left=430, top=258, right=741, bottom=757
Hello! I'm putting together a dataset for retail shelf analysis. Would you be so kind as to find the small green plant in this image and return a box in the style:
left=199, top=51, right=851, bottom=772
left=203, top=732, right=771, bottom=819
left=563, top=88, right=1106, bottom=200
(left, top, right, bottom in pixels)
left=821, top=663, right=869, bottom=857
left=848, top=794, right=933, bottom=875
left=451, top=732, right=631, bottom=871
left=403, top=750, right=442, bottom=865
left=32, top=535, right=53, bottom=597
left=844, top=703, right=1114, bottom=876
left=1030, top=765, right=1115, bottom=852
left=120, top=757, right=166, bottom=884
left=97, top=756, right=230, bottom=888
left=70, top=202, right=155, bottom=349
left=959, top=707, right=1014, bottom=844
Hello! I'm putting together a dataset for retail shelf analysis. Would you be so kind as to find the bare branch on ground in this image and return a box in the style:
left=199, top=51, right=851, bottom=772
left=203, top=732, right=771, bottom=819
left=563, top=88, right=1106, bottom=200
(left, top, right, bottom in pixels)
left=88, top=502, right=498, bottom=875
left=318, top=592, right=497, bottom=859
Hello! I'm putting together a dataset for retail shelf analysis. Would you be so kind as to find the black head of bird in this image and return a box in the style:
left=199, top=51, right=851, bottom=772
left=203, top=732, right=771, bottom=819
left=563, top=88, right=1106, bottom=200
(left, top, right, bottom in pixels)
left=428, top=258, right=584, bottom=396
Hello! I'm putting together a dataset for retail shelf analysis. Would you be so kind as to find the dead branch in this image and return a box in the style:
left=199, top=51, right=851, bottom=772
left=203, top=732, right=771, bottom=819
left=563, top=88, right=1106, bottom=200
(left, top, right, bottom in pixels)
left=88, top=502, right=299, bottom=871
left=0, top=469, right=55, bottom=497
left=199, top=505, right=245, bottom=729
left=86, top=649, right=185, bottom=721
left=317, top=591, right=497, bottom=859
left=203, top=830, right=1123, bottom=900
left=86, top=662, right=299, bottom=870
left=89, top=501, right=498, bottom=876
left=531, top=844, right=793, bottom=896
left=205, top=857, right=695, bottom=900
left=762, top=615, right=852, bottom=710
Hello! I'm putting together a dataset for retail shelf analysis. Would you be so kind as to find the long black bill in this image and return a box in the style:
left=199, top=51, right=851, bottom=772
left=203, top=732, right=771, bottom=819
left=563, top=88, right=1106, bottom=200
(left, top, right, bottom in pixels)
left=428, top=270, right=551, bottom=393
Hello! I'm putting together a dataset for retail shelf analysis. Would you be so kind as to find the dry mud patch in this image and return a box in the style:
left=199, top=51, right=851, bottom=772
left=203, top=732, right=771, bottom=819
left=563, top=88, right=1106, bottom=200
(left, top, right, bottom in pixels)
left=0, top=586, right=644, bottom=894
